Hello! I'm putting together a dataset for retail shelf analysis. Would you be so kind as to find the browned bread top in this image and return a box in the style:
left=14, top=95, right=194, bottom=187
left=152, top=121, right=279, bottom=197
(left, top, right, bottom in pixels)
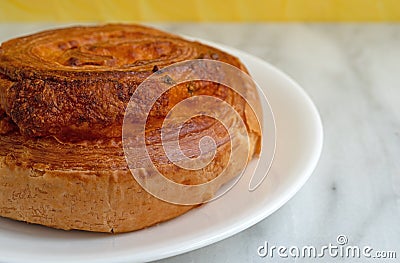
left=0, top=24, right=249, bottom=141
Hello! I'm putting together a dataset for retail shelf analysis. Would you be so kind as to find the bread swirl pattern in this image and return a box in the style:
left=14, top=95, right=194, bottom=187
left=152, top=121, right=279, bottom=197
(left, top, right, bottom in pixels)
left=0, top=24, right=261, bottom=232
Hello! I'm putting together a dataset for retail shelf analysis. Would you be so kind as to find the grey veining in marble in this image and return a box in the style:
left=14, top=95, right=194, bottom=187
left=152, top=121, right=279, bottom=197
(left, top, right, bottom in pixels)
left=0, top=23, right=399, bottom=262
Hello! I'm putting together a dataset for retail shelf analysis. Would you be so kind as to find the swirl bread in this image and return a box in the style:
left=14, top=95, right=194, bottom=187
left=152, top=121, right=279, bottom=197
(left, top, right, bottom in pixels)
left=0, top=24, right=261, bottom=233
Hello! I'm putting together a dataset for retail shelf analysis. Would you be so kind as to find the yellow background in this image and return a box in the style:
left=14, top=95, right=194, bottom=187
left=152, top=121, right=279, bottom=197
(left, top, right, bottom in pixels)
left=0, top=0, right=399, bottom=22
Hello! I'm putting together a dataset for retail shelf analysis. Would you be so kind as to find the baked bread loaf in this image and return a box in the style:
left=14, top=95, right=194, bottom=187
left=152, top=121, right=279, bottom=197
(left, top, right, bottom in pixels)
left=0, top=24, right=261, bottom=233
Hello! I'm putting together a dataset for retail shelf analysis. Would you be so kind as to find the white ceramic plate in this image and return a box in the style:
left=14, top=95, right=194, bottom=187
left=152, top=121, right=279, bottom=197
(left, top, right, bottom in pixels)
left=0, top=39, right=323, bottom=263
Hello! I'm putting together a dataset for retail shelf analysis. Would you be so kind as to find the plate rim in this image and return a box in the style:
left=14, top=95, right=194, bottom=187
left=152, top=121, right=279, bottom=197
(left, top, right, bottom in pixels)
left=136, top=39, right=324, bottom=262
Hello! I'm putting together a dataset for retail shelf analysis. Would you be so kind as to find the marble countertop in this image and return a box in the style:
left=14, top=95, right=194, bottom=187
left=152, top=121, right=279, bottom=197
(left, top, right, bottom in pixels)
left=0, top=23, right=399, bottom=262
left=156, top=23, right=400, bottom=262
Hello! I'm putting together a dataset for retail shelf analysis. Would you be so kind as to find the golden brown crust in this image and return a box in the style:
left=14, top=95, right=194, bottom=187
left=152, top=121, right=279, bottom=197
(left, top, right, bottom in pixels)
left=0, top=24, right=262, bottom=233
left=0, top=24, right=246, bottom=140
left=0, top=132, right=236, bottom=232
